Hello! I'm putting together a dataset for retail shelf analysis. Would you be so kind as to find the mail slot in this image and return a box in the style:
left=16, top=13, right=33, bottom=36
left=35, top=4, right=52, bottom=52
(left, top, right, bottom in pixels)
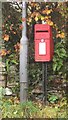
left=34, top=24, right=54, bottom=62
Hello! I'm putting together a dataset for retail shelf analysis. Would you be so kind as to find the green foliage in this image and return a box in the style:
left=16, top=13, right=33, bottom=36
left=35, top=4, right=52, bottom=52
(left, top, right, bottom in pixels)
left=0, top=86, right=67, bottom=119
left=38, top=106, right=58, bottom=118
left=0, top=87, right=5, bottom=99
left=48, top=95, right=59, bottom=103
left=2, top=99, right=39, bottom=118
left=1, top=96, right=67, bottom=118
left=5, top=54, right=18, bottom=73
left=53, top=41, right=67, bottom=74
left=4, top=53, right=19, bottom=90
left=20, top=101, right=39, bottom=118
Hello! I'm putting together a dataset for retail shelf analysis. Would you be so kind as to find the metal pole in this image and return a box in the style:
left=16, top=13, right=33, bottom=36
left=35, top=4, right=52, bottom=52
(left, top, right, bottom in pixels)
left=42, top=62, right=48, bottom=104
left=20, top=1, right=28, bottom=102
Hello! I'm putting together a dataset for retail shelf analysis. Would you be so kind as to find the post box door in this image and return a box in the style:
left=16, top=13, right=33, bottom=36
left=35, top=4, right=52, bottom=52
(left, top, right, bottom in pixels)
left=35, top=39, right=50, bottom=62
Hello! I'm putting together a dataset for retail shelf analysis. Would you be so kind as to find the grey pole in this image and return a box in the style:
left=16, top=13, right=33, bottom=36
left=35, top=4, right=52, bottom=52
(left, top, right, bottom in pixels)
left=20, top=1, right=28, bottom=102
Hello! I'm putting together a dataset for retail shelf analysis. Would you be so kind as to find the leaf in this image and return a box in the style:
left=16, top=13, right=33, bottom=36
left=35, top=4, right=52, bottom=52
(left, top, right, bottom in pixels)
left=35, top=17, right=38, bottom=21
left=42, top=9, right=52, bottom=15
left=57, top=65, right=62, bottom=71
left=46, top=19, right=53, bottom=26
left=3, top=34, right=9, bottom=41
left=9, top=54, right=14, bottom=58
left=61, top=48, right=66, bottom=54
left=49, top=95, right=58, bottom=103
left=11, top=60, right=18, bottom=65
left=19, top=25, right=23, bottom=30
left=53, top=63, right=57, bottom=71
left=0, top=49, right=7, bottom=56
left=41, top=16, right=44, bottom=20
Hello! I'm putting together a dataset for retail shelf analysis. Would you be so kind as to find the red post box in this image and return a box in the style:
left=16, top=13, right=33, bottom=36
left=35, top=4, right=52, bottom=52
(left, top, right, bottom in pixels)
left=34, top=24, right=54, bottom=62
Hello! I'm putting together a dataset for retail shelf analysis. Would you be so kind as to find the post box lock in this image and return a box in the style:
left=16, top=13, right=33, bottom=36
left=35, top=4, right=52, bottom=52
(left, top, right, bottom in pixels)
left=34, top=24, right=54, bottom=62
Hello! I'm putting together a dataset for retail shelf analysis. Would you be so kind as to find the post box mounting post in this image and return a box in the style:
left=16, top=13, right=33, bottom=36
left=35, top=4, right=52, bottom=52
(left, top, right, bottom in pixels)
left=42, top=62, right=48, bottom=104
left=34, top=23, right=54, bottom=104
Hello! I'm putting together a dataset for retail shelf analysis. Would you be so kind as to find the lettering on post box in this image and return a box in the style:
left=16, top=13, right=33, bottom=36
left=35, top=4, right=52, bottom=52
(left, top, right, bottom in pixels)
left=39, top=39, right=46, bottom=55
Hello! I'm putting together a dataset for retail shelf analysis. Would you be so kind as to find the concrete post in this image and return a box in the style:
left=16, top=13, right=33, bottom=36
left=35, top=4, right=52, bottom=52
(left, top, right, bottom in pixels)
left=20, top=1, right=28, bottom=102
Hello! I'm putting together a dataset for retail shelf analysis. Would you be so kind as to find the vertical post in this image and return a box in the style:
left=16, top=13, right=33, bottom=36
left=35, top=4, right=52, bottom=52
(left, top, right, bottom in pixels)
left=20, top=1, right=28, bottom=102
left=0, top=1, right=2, bottom=71
left=0, top=2, right=2, bottom=119
left=42, top=62, right=48, bottom=104
left=0, top=2, right=3, bottom=86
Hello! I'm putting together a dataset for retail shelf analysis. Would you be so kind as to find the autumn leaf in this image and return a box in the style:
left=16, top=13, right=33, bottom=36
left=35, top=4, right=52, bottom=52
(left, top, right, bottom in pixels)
left=14, top=42, right=20, bottom=52
left=42, top=9, right=52, bottom=15
left=31, top=3, right=37, bottom=7
left=6, top=50, right=10, bottom=54
left=41, top=16, right=45, bottom=21
left=0, top=49, right=10, bottom=56
left=35, top=17, right=38, bottom=21
left=56, top=32, right=65, bottom=38
left=14, top=97, right=20, bottom=104
left=45, top=16, right=49, bottom=20
left=35, top=12, right=40, bottom=17
left=31, top=12, right=36, bottom=18
left=61, top=32, right=65, bottom=38
left=19, top=25, right=23, bottom=30
left=46, top=19, right=53, bottom=26
left=28, top=18, right=32, bottom=23
left=44, top=16, right=51, bottom=20
left=12, top=31, right=16, bottom=35
left=0, top=49, right=7, bottom=56
left=3, top=34, right=9, bottom=41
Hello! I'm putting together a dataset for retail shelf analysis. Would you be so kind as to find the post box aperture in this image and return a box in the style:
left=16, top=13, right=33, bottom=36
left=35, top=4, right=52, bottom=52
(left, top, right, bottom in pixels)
left=34, top=24, right=54, bottom=62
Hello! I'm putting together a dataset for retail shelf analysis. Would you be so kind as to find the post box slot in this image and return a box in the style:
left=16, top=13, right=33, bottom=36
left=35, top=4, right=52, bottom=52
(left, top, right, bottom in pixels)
left=36, top=30, right=48, bottom=32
